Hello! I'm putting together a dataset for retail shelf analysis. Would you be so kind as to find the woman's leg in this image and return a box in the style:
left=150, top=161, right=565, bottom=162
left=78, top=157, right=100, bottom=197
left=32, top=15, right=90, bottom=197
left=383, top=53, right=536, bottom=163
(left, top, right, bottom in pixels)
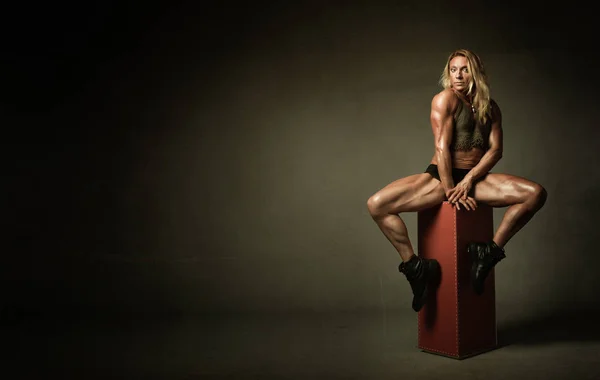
left=468, top=173, right=548, bottom=294
left=367, top=173, right=446, bottom=312
left=473, top=173, right=548, bottom=248
left=367, top=173, right=446, bottom=261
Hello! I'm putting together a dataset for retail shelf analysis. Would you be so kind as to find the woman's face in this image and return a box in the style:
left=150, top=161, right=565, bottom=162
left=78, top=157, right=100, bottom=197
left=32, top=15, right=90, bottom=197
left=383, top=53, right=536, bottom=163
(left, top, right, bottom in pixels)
left=449, top=56, right=472, bottom=92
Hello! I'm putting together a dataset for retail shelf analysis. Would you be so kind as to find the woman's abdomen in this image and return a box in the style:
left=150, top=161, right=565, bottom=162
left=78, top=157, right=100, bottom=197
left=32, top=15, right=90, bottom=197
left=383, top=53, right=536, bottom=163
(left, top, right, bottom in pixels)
left=452, top=148, right=485, bottom=169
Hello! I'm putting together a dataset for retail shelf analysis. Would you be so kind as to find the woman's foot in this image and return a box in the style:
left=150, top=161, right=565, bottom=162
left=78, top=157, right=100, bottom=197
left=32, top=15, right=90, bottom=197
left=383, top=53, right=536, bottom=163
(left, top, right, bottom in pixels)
left=399, top=255, right=441, bottom=312
left=468, top=241, right=506, bottom=295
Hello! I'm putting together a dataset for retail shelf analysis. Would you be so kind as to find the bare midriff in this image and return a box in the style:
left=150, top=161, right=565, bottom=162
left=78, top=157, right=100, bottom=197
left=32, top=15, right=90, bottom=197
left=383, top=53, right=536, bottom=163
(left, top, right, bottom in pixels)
left=430, top=147, right=485, bottom=170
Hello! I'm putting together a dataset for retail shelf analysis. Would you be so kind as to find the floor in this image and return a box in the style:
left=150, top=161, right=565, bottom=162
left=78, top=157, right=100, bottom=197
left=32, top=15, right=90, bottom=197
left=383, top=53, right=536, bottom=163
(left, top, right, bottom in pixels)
left=2, top=309, right=599, bottom=379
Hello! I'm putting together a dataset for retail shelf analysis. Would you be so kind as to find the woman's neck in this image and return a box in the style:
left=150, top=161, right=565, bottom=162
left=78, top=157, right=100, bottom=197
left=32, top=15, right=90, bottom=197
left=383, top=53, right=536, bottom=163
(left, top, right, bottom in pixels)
left=451, top=88, right=476, bottom=113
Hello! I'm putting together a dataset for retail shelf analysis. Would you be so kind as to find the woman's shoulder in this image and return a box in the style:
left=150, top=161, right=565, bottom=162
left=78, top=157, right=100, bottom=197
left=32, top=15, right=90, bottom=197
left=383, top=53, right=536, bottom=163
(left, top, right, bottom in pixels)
left=431, top=88, right=460, bottom=111
left=489, top=98, right=501, bottom=116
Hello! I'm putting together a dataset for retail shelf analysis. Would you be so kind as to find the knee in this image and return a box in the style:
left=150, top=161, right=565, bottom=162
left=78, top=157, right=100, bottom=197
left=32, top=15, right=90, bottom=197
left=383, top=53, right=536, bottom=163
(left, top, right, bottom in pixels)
left=367, top=194, right=384, bottom=218
left=530, top=184, right=547, bottom=210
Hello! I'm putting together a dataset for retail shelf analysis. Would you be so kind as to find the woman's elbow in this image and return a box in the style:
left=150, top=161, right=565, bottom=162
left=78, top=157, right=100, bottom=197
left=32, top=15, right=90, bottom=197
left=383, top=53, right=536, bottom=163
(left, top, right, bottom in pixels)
left=436, top=145, right=449, bottom=155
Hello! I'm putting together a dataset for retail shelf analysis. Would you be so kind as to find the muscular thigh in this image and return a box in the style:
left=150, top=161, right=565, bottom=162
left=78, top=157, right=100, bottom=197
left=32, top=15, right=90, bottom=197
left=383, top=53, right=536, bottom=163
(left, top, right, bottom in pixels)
left=473, top=173, right=540, bottom=207
left=373, top=173, right=445, bottom=214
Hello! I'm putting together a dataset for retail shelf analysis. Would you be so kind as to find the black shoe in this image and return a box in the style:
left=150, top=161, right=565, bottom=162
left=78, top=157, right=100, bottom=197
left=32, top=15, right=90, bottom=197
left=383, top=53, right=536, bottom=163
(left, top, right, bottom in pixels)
left=399, top=255, right=441, bottom=312
left=468, top=241, right=506, bottom=295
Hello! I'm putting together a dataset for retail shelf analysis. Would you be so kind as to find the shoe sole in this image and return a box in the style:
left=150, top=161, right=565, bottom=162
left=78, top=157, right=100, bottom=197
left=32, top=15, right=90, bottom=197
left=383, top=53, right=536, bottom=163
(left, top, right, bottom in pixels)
left=413, top=259, right=441, bottom=312
left=468, top=243, right=485, bottom=295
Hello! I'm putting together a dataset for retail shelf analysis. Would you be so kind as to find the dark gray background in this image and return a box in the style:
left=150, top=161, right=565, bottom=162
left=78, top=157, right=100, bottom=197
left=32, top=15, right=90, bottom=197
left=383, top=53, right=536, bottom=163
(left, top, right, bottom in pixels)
left=4, top=0, right=598, bottom=340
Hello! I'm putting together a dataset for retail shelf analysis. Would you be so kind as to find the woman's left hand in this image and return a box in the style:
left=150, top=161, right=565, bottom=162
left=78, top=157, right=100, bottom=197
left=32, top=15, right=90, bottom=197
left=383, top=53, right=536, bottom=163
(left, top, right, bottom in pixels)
left=448, top=176, right=473, bottom=205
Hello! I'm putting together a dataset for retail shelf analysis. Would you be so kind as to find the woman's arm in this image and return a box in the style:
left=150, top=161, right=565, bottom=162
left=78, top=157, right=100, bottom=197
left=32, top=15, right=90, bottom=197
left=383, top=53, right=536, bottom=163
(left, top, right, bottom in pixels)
left=447, top=100, right=503, bottom=205
left=431, top=91, right=456, bottom=198
left=467, top=100, right=503, bottom=181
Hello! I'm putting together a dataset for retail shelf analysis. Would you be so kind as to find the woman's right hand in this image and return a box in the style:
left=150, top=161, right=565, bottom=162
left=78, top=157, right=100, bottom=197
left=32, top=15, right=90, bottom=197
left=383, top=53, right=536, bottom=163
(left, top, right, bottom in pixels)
left=446, top=188, right=477, bottom=211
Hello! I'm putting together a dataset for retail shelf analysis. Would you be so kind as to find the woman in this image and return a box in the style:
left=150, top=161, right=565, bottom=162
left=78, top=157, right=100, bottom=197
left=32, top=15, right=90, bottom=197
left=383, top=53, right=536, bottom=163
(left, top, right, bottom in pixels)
left=367, top=49, right=547, bottom=312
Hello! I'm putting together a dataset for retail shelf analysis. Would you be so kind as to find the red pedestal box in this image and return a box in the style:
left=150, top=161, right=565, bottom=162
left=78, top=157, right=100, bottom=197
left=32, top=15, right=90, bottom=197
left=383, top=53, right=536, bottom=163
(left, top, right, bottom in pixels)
left=417, top=201, right=498, bottom=359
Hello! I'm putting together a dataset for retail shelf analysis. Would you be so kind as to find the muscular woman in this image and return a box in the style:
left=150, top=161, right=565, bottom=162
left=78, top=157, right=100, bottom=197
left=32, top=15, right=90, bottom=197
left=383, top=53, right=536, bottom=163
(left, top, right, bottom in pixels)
left=367, top=49, right=547, bottom=312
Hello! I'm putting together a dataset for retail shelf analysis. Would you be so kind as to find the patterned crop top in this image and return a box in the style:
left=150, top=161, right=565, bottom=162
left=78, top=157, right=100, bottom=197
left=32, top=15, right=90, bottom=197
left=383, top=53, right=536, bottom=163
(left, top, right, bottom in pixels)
left=451, top=99, right=492, bottom=152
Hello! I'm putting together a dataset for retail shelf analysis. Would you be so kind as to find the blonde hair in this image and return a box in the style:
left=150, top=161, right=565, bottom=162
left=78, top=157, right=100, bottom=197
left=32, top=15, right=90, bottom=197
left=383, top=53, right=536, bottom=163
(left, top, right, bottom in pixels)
left=439, top=49, right=491, bottom=125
